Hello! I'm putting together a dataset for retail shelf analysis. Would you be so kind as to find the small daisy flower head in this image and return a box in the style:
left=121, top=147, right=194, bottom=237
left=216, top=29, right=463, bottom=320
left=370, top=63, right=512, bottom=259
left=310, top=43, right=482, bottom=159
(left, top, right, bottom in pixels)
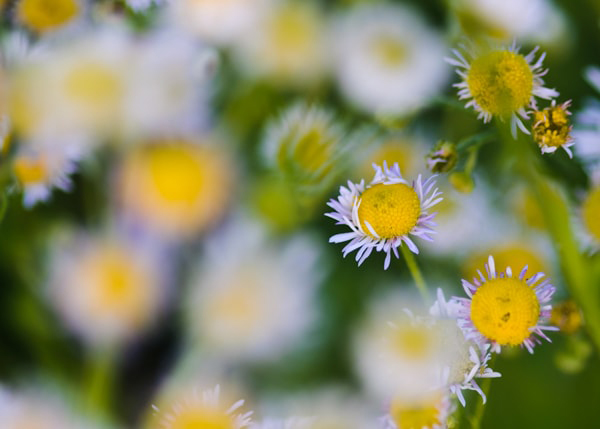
left=116, top=139, right=234, bottom=241
left=327, top=162, right=442, bottom=269
left=186, top=217, right=319, bottom=362
left=263, top=103, right=348, bottom=201
left=12, top=146, right=80, bottom=208
left=331, top=4, right=448, bottom=116
left=453, top=255, right=558, bottom=353
left=47, top=230, right=167, bottom=347
left=14, top=0, right=84, bottom=34
left=531, top=100, right=574, bottom=157
left=382, top=390, right=452, bottom=429
left=150, top=385, right=253, bottom=429
left=447, top=43, right=558, bottom=136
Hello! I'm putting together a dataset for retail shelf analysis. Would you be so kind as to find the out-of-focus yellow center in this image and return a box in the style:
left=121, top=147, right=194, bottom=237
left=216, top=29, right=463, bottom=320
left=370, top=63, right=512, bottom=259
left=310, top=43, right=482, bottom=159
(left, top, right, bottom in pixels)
left=208, top=279, right=262, bottom=335
left=371, top=34, right=407, bottom=68
left=550, top=300, right=581, bottom=334
left=466, top=50, right=533, bottom=118
left=289, top=128, right=332, bottom=176
left=532, top=103, right=571, bottom=148
left=582, top=186, right=600, bottom=243
left=363, top=140, right=415, bottom=179
left=390, top=395, right=442, bottom=429
left=463, top=245, right=547, bottom=283
left=392, top=325, right=433, bottom=360
left=358, top=183, right=420, bottom=238
left=16, top=0, right=79, bottom=33
left=471, top=277, right=540, bottom=345
left=63, top=62, right=122, bottom=117
left=166, top=406, right=234, bottom=429
left=147, top=146, right=206, bottom=204
left=13, top=155, right=49, bottom=185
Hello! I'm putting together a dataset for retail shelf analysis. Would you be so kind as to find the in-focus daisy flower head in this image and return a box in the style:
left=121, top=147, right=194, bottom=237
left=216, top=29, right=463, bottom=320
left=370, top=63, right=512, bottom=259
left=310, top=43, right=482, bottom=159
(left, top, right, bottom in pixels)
left=12, top=146, right=80, bottom=208
left=452, top=255, right=558, bottom=353
left=116, top=138, right=234, bottom=241
left=186, top=217, right=320, bottom=363
left=326, top=162, right=442, bottom=269
left=446, top=42, right=558, bottom=136
left=234, top=1, right=328, bottom=87
left=531, top=100, right=574, bottom=157
left=14, top=0, right=85, bottom=34
left=263, top=103, right=351, bottom=201
left=47, top=229, right=167, bottom=347
left=331, top=3, right=448, bottom=116
left=150, top=385, right=253, bottom=429
left=382, top=389, right=452, bottom=429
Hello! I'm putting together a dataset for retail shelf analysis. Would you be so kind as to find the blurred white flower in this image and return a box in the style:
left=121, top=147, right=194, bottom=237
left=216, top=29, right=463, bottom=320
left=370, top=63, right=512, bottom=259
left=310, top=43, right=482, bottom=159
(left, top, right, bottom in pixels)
left=185, top=217, right=320, bottom=363
left=573, top=67, right=600, bottom=174
left=47, top=230, right=168, bottom=347
left=331, top=4, right=448, bottom=115
left=14, top=0, right=87, bottom=35
left=12, top=144, right=81, bottom=207
left=125, top=0, right=166, bottom=12
left=233, top=1, right=328, bottom=86
left=167, top=0, right=272, bottom=46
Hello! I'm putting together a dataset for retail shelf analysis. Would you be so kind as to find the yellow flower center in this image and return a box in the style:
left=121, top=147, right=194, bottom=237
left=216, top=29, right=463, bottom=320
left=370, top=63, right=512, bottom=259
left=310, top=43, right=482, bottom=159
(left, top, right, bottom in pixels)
left=532, top=104, right=571, bottom=148
left=466, top=50, right=533, bottom=118
left=470, top=277, right=540, bottom=345
left=550, top=300, right=582, bottom=334
left=371, top=34, right=407, bottom=68
left=582, top=186, right=600, bottom=243
left=13, top=155, right=49, bottom=185
left=390, top=395, right=442, bottom=429
left=279, top=126, right=333, bottom=181
left=165, top=406, right=235, bottom=429
left=362, top=140, right=415, bottom=179
left=358, top=183, right=420, bottom=238
left=392, top=325, right=434, bottom=361
left=16, top=0, right=80, bottom=33
left=147, top=146, right=207, bottom=204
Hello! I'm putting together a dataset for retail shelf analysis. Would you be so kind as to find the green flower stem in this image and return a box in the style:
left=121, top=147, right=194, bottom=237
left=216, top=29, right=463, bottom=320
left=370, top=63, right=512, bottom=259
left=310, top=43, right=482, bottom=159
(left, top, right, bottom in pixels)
left=400, top=245, right=430, bottom=302
left=468, top=355, right=497, bottom=429
left=84, top=347, right=117, bottom=418
left=497, top=122, right=600, bottom=354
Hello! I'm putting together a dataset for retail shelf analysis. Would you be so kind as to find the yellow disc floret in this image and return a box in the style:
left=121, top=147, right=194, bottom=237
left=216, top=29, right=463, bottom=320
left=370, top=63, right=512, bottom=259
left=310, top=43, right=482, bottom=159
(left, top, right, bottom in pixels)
left=13, top=155, right=49, bottom=185
left=16, top=0, right=80, bottom=33
left=164, top=406, right=235, bottom=429
left=358, top=183, right=420, bottom=238
left=532, top=102, right=572, bottom=149
left=470, top=277, right=540, bottom=345
left=390, top=395, right=442, bottom=429
left=582, top=186, right=600, bottom=243
left=466, top=50, right=533, bottom=118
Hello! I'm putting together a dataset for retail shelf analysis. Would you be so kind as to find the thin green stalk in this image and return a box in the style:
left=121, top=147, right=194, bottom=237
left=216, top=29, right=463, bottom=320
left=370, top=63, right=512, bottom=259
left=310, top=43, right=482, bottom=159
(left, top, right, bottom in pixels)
left=400, top=245, right=430, bottom=302
left=84, top=347, right=117, bottom=418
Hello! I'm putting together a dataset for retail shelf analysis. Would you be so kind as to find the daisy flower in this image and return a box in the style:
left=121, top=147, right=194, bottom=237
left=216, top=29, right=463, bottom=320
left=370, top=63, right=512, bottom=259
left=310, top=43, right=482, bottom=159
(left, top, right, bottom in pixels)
left=12, top=146, right=80, bottom=208
left=326, top=162, right=442, bottom=269
left=452, top=255, right=558, bottom=354
left=446, top=42, right=558, bottom=136
left=14, top=0, right=85, bottom=34
left=331, top=4, right=448, bottom=116
left=151, top=385, right=253, bottom=429
left=531, top=100, right=575, bottom=157
left=382, top=390, right=452, bottom=429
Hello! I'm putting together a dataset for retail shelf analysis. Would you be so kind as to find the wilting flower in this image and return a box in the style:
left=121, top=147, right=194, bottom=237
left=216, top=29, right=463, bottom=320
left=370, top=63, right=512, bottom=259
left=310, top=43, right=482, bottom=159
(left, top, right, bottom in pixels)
left=327, top=162, right=442, bottom=269
left=151, top=385, right=253, bottom=429
left=452, top=255, right=558, bottom=353
left=531, top=100, right=574, bottom=157
left=446, top=43, right=558, bottom=136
